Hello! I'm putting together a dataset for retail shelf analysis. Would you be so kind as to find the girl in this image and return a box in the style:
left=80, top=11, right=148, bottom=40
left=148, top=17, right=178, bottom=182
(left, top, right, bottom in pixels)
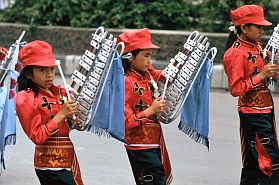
left=117, top=28, right=172, bottom=185
left=223, top=4, right=279, bottom=185
left=16, top=40, right=83, bottom=185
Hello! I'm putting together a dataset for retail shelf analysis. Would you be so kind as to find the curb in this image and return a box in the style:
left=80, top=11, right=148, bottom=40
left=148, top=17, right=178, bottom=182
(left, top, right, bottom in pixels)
left=56, top=54, right=279, bottom=92
left=54, top=54, right=229, bottom=89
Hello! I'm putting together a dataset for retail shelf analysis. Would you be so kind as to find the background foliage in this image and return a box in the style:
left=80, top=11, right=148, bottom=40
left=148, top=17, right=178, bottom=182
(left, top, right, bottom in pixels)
left=0, top=0, right=278, bottom=33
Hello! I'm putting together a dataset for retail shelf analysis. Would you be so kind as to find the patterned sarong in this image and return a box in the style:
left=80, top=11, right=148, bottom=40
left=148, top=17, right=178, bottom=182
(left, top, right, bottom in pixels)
left=34, top=137, right=83, bottom=185
left=238, top=88, right=273, bottom=109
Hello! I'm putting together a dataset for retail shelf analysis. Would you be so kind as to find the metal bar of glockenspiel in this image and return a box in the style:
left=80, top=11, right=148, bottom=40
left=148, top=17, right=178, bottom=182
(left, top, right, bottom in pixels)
left=70, top=27, right=105, bottom=89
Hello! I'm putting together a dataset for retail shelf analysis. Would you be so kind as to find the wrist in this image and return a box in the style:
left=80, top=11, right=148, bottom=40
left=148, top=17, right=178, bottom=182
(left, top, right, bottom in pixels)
left=54, top=112, right=66, bottom=125
left=59, top=113, right=66, bottom=120
left=257, top=73, right=265, bottom=81
left=144, top=108, right=154, bottom=118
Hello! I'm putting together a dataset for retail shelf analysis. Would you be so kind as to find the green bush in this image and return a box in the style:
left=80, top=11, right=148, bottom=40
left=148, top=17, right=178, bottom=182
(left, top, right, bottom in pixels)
left=0, top=0, right=277, bottom=33
left=199, top=0, right=278, bottom=33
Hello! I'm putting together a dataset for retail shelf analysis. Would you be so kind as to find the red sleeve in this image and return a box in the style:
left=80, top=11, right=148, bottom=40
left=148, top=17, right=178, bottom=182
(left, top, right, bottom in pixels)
left=16, top=91, right=59, bottom=145
left=223, top=48, right=262, bottom=97
left=148, top=65, right=162, bottom=82
left=124, top=78, right=147, bottom=130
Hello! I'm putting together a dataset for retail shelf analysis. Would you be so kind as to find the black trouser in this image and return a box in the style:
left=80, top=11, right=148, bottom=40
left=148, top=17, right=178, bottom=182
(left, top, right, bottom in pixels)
left=126, top=148, right=166, bottom=185
left=239, top=112, right=279, bottom=185
left=35, top=169, right=75, bottom=185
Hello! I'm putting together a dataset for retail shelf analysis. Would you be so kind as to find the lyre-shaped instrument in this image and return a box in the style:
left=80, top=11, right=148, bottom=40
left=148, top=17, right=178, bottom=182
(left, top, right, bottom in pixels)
left=157, top=31, right=217, bottom=124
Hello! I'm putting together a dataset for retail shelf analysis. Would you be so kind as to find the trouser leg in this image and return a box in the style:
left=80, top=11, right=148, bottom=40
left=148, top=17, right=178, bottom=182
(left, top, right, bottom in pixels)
left=239, top=112, right=279, bottom=185
left=127, top=148, right=166, bottom=185
left=239, top=121, right=260, bottom=185
left=35, top=169, right=75, bottom=185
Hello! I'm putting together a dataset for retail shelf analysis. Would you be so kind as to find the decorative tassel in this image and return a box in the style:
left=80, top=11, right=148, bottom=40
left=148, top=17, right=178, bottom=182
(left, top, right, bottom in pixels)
left=178, top=122, right=209, bottom=149
left=87, top=125, right=112, bottom=138
left=5, top=134, right=16, bottom=146
left=87, top=125, right=125, bottom=143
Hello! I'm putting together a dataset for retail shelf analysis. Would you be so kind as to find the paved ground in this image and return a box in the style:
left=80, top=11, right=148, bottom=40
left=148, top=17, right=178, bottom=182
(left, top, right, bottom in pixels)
left=1, top=87, right=279, bottom=184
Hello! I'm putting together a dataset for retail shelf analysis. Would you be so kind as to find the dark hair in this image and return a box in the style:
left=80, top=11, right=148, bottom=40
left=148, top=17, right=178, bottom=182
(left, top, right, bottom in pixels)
left=225, top=24, right=256, bottom=50
left=17, top=66, right=39, bottom=97
left=225, top=25, right=242, bottom=50
left=122, top=49, right=143, bottom=73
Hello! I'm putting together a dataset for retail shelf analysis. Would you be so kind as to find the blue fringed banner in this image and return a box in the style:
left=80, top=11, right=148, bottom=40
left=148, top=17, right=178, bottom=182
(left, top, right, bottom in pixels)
left=178, top=57, right=213, bottom=149
left=87, top=55, right=125, bottom=142
left=0, top=73, right=17, bottom=171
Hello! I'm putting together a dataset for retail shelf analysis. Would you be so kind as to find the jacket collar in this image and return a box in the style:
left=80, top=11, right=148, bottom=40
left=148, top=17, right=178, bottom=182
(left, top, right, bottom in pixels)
left=38, top=84, right=61, bottom=97
left=237, top=37, right=259, bottom=49
left=127, top=69, right=150, bottom=80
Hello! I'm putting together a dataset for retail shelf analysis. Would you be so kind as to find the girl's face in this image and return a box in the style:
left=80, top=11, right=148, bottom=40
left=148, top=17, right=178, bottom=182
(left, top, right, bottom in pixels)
left=29, top=66, right=55, bottom=90
left=129, top=49, right=153, bottom=73
left=240, top=24, right=264, bottom=43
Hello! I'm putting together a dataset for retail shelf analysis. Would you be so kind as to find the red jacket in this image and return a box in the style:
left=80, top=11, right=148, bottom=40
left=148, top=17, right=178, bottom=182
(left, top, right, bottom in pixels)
left=223, top=38, right=272, bottom=113
left=124, top=65, right=163, bottom=150
left=16, top=85, right=70, bottom=145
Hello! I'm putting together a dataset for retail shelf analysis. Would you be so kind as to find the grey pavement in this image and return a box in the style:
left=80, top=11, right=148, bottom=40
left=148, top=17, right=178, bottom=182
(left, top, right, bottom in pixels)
left=1, top=78, right=279, bottom=184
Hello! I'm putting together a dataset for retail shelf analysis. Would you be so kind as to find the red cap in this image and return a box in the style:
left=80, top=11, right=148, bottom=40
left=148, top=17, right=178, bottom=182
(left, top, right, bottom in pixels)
left=230, top=4, right=272, bottom=26
left=0, top=47, right=7, bottom=60
left=18, top=40, right=56, bottom=67
left=117, top=28, right=160, bottom=53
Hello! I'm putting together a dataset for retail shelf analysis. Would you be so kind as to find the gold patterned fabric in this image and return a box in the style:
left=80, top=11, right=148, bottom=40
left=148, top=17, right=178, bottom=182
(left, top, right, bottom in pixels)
left=34, top=137, right=74, bottom=169
left=125, top=122, right=161, bottom=147
left=34, top=136, right=83, bottom=185
left=238, top=88, right=273, bottom=108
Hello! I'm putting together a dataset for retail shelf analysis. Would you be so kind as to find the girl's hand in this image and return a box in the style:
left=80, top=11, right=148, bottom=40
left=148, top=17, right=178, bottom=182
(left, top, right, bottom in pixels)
left=257, top=63, right=277, bottom=80
left=60, top=100, right=77, bottom=117
left=53, top=100, right=77, bottom=125
left=144, top=97, right=167, bottom=118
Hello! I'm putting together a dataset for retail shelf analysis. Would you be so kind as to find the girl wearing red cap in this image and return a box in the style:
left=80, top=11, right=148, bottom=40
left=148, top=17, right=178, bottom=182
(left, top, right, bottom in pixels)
left=16, top=40, right=83, bottom=185
left=117, top=28, right=172, bottom=185
left=224, top=4, right=279, bottom=185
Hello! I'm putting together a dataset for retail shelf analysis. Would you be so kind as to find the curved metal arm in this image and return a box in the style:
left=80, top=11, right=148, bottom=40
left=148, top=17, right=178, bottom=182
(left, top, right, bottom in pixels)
left=0, top=31, right=25, bottom=85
